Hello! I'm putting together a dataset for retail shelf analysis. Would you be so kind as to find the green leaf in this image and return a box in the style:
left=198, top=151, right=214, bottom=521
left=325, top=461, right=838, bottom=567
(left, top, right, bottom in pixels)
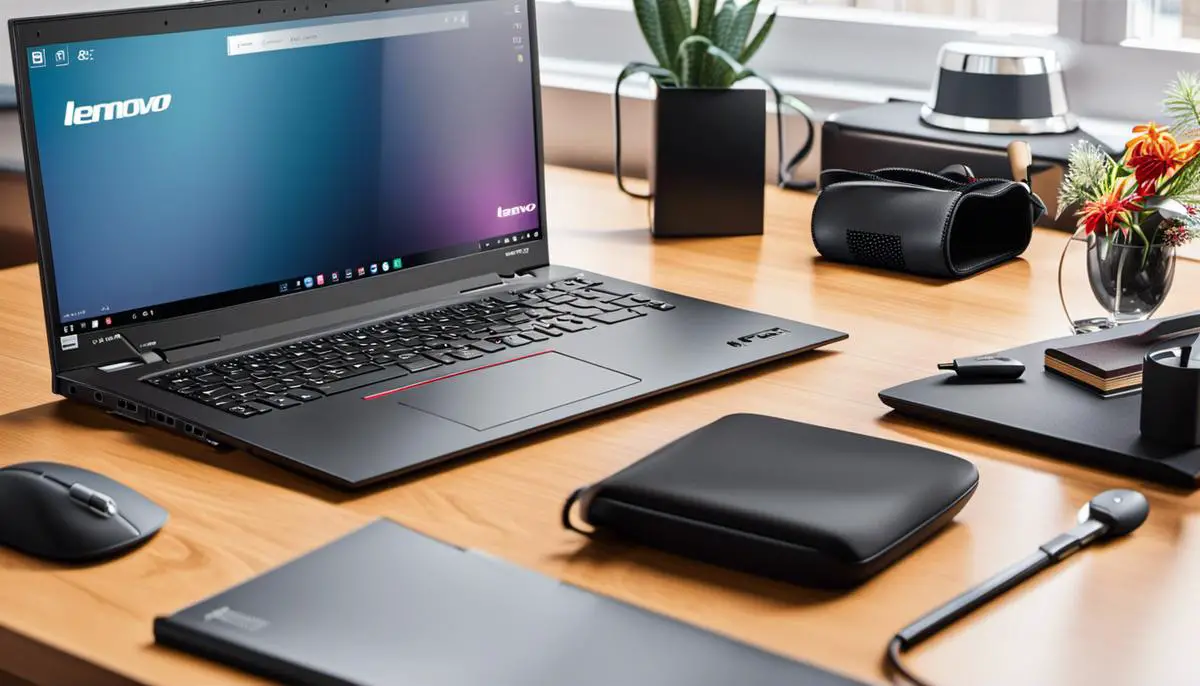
left=739, top=9, right=774, bottom=64
left=691, top=0, right=717, bottom=86
left=727, top=0, right=760, bottom=59
left=1165, top=72, right=1200, bottom=140
left=707, top=1, right=737, bottom=86
left=659, top=0, right=691, bottom=74
left=633, top=0, right=672, bottom=69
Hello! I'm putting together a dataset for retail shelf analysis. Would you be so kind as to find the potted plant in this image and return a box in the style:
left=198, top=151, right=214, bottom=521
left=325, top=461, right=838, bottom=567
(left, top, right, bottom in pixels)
left=1057, top=72, right=1200, bottom=332
left=613, top=0, right=813, bottom=237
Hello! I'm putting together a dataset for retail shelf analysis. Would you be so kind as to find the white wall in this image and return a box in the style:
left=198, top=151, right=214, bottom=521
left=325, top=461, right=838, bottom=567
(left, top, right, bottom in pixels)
left=0, top=0, right=172, bottom=85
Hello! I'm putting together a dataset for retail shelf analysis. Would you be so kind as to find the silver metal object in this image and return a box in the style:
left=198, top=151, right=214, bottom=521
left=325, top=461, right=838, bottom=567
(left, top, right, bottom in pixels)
left=921, top=41, right=1077, bottom=135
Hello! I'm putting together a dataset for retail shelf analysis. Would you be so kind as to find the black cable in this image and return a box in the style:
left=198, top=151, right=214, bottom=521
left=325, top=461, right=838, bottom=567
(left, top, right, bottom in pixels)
left=886, top=637, right=932, bottom=686
left=883, top=519, right=1110, bottom=686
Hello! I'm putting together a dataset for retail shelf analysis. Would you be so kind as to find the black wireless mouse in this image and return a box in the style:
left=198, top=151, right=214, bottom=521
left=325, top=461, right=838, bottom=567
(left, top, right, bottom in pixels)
left=0, top=462, right=167, bottom=563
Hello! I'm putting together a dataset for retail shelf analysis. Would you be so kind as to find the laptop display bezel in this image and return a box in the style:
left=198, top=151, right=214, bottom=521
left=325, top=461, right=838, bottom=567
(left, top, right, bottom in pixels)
left=10, top=0, right=550, bottom=376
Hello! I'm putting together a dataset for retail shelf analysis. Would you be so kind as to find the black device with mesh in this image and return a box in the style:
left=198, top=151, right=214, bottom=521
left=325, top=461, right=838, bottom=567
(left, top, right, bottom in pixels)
left=811, top=166, right=1044, bottom=279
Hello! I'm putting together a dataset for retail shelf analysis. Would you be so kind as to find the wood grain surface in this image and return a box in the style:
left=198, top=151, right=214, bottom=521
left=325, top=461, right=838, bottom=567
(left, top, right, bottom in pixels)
left=1, top=166, right=1198, bottom=686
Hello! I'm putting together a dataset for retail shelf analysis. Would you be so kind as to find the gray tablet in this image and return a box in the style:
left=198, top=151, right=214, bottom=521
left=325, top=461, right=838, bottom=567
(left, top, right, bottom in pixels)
left=156, top=519, right=866, bottom=686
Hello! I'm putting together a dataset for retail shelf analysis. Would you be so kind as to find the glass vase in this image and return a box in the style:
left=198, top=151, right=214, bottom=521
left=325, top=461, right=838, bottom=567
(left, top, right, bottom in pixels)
left=1058, top=229, right=1176, bottom=334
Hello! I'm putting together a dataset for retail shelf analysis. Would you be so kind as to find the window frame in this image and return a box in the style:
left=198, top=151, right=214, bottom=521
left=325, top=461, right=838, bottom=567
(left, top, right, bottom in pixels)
left=536, top=0, right=1200, bottom=124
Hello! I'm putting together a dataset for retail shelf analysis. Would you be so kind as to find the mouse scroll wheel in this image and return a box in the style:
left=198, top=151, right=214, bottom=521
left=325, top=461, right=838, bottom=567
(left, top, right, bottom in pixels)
left=68, top=483, right=119, bottom=518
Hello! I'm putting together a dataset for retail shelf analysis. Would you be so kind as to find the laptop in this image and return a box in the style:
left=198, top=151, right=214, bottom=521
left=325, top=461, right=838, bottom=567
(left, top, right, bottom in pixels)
left=10, top=0, right=845, bottom=488
left=156, top=518, right=867, bottom=685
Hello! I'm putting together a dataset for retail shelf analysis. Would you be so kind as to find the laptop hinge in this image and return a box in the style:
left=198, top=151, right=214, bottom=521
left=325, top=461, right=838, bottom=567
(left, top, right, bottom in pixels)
left=97, top=334, right=162, bottom=372
left=458, top=269, right=539, bottom=296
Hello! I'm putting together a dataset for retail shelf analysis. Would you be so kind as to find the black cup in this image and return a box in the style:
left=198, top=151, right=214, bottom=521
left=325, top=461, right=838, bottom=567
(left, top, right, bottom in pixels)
left=1141, top=346, right=1200, bottom=447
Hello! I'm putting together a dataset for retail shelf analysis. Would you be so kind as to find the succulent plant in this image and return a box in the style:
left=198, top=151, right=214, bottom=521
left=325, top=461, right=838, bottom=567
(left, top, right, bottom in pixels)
left=614, top=0, right=815, bottom=194
left=632, top=0, right=776, bottom=88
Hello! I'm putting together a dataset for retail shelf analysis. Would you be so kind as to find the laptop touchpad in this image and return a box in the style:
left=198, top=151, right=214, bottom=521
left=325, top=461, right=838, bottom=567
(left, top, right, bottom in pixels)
left=395, top=352, right=641, bottom=431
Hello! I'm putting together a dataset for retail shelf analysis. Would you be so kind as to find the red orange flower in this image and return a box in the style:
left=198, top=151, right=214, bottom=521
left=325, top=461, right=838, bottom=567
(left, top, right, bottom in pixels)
left=1077, top=178, right=1144, bottom=236
left=1125, top=122, right=1200, bottom=194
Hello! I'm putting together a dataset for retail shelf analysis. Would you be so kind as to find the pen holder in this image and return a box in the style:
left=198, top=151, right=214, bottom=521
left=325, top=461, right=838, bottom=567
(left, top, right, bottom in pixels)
left=1140, top=346, right=1200, bottom=447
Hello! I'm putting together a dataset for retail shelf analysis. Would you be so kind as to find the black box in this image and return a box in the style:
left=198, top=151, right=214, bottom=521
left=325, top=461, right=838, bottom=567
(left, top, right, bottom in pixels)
left=821, top=101, right=1120, bottom=230
left=651, top=88, right=765, bottom=237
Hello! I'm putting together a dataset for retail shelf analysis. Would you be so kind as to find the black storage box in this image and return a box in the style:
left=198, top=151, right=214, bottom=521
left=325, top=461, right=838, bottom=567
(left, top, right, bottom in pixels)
left=563, top=414, right=979, bottom=588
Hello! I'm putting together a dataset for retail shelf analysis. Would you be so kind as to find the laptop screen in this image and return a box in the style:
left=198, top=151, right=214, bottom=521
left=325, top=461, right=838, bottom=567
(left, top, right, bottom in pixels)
left=24, top=0, right=539, bottom=334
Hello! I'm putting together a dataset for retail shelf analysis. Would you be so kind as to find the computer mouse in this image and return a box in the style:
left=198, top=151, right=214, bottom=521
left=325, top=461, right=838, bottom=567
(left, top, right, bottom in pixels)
left=0, top=462, right=167, bottom=563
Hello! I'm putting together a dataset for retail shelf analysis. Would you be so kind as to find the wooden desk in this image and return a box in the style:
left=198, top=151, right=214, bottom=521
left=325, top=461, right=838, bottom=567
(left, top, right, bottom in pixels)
left=1, top=166, right=1198, bottom=686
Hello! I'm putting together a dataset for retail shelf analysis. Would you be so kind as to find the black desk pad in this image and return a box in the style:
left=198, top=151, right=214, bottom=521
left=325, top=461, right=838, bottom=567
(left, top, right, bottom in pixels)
left=879, top=321, right=1200, bottom=489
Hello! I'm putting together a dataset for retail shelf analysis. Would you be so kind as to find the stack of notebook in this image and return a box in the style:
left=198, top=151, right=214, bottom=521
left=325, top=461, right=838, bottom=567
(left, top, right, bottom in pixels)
left=1044, top=336, right=1151, bottom=397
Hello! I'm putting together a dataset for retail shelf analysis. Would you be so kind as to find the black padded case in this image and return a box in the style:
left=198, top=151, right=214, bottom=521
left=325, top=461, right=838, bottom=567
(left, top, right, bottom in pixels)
left=562, top=414, right=979, bottom=588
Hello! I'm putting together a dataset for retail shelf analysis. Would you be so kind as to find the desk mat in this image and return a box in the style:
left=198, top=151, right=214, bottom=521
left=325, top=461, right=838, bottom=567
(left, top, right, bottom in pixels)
left=879, top=321, right=1200, bottom=489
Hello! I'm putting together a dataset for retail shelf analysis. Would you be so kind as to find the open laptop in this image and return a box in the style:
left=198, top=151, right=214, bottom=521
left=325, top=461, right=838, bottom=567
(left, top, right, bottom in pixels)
left=10, top=0, right=846, bottom=488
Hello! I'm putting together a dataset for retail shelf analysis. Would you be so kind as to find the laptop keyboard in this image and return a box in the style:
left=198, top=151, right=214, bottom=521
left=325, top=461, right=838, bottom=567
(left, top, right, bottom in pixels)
left=143, top=275, right=675, bottom=418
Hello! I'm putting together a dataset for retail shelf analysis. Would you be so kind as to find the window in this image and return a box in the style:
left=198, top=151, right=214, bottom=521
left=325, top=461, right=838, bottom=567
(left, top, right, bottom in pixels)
left=1129, top=0, right=1200, bottom=42
left=537, top=0, right=1200, bottom=124
left=783, top=0, right=1056, bottom=28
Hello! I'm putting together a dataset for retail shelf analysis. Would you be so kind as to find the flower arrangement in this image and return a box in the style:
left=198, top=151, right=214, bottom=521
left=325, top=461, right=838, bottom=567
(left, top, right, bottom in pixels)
left=1059, top=73, right=1200, bottom=248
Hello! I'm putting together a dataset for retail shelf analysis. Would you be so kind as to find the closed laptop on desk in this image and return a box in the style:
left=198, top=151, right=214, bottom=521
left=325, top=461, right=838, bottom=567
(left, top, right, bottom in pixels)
left=155, top=520, right=864, bottom=686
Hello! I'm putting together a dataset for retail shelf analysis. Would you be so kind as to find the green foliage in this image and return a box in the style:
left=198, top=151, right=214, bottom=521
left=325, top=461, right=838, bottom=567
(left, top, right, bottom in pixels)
left=1164, top=155, right=1200, bottom=204
left=1057, top=141, right=1118, bottom=217
left=632, top=0, right=779, bottom=87
left=1165, top=71, right=1200, bottom=141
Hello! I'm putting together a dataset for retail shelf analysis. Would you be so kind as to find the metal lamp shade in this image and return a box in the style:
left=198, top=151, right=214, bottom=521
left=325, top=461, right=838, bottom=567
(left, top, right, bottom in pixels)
left=920, top=41, right=1077, bottom=135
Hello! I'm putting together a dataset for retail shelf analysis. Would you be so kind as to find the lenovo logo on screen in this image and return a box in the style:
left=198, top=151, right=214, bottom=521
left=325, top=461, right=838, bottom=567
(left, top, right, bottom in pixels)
left=64, top=94, right=173, bottom=127
left=497, top=202, right=537, bottom=218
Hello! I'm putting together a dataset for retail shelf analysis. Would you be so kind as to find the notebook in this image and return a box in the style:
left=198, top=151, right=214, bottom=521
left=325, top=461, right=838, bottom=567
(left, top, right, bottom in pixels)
left=154, top=519, right=866, bottom=686
left=1043, top=337, right=1150, bottom=396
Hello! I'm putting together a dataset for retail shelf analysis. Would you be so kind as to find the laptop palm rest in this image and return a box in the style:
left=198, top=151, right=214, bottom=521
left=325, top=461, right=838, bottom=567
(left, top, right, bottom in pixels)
left=395, top=352, right=640, bottom=431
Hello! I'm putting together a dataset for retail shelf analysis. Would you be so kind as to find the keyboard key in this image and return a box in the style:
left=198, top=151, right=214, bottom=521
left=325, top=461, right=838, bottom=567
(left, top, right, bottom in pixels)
left=521, top=331, right=550, bottom=343
left=402, top=358, right=442, bottom=373
left=574, top=289, right=620, bottom=302
left=532, top=325, right=563, bottom=337
left=647, top=302, right=676, bottom=311
left=471, top=340, right=505, bottom=353
left=345, top=362, right=383, bottom=376
left=502, top=334, right=530, bottom=347
left=309, top=367, right=409, bottom=396
left=263, top=395, right=303, bottom=409
left=198, top=386, right=234, bottom=401
left=245, top=402, right=277, bottom=414
left=565, top=306, right=604, bottom=318
left=591, top=308, right=645, bottom=325
left=611, top=296, right=644, bottom=308
left=225, top=404, right=262, bottom=418
left=287, top=389, right=323, bottom=402
left=423, top=352, right=457, bottom=365
left=548, top=319, right=587, bottom=333
left=449, top=348, right=485, bottom=361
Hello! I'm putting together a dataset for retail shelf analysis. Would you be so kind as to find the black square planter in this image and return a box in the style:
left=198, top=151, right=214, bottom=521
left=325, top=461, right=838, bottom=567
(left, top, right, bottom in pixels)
left=650, top=88, right=766, bottom=237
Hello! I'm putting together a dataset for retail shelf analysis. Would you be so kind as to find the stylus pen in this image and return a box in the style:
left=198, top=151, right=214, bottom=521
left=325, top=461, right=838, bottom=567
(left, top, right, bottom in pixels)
left=889, top=518, right=1106, bottom=681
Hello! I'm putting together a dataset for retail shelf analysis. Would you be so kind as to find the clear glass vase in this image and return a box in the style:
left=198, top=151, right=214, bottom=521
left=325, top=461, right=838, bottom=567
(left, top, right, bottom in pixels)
left=1059, top=229, right=1176, bottom=334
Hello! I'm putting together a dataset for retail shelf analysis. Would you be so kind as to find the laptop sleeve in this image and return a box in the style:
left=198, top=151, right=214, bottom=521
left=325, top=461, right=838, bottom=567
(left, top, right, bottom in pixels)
left=562, top=414, right=978, bottom=588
